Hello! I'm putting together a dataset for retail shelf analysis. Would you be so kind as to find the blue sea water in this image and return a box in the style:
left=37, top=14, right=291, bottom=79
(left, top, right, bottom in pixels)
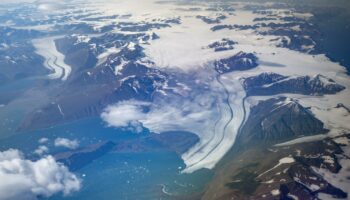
left=0, top=116, right=212, bottom=199
left=49, top=151, right=211, bottom=200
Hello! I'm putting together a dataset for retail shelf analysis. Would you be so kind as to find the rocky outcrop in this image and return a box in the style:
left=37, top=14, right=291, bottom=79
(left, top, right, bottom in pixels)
left=243, top=72, right=345, bottom=96
left=237, top=97, right=328, bottom=145
left=207, top=38, right=236, bottom=52
left=214, top=51, right=258, bottom=74
left=197, top=14, right=227, bottom=24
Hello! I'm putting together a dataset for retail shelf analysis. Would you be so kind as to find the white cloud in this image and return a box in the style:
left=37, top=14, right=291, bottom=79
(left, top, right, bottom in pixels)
left=34, top=145, right=49, bottom=156
left=38, top=137, right=49, bottom=144
left=101, top=98, right=216, bottom=135
left=0, top=149, right=81, bottom=200
left=54, top=138, right=79, bottom=150
left=101, top=100, right=149, bottom=128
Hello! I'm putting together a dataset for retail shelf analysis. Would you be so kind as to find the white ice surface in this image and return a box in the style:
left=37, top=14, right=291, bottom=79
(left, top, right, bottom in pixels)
left=32, top=37, right=72, bottom=81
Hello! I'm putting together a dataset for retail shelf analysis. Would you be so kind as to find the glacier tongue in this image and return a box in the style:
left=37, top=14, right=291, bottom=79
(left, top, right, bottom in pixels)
left=32, top=37, right=72, bottom=81
left=182, top=73, right=247, bottom=173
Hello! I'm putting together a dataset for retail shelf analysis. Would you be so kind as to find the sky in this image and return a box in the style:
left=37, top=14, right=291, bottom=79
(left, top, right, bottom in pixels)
left=0, top=0, right=36, bottom=3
